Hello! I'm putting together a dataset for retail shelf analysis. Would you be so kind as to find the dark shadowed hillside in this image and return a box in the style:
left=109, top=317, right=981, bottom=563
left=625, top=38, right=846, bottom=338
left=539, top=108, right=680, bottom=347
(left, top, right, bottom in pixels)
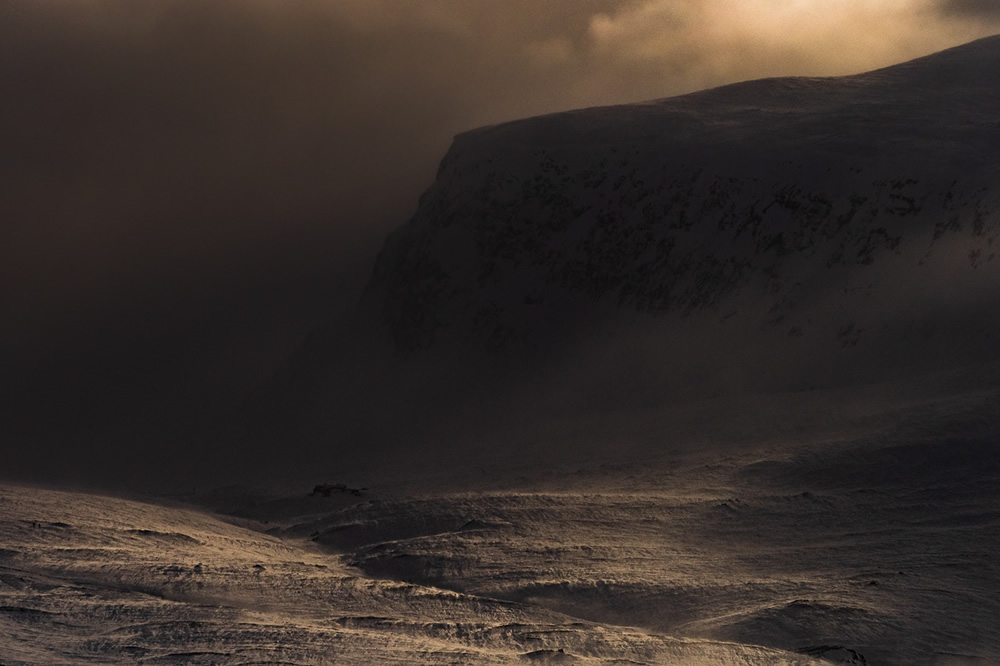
left=366, top=35, right=1000, bottom=363
left=253, top=36, right=1000, bottom=469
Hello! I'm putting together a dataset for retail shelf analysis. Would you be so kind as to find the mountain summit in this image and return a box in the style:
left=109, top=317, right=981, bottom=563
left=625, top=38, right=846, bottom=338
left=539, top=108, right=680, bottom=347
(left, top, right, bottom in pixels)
left=362, top=36, right=1000, bottom=391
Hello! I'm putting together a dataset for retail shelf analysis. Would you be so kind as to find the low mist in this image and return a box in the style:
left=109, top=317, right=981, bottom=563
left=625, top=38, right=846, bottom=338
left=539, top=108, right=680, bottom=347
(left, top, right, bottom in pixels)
left=3, top=1, right=999, bottom=488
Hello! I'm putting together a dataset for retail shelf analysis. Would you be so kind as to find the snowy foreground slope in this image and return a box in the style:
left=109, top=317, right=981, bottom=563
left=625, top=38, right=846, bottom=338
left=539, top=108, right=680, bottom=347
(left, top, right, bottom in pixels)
left=0, top=484, right=828, bottom=665
left=4, top=376, right=999, bottom=664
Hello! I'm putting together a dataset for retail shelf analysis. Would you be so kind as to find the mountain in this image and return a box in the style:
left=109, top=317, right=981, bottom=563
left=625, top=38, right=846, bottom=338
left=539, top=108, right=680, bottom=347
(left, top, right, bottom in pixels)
left=9, top=38, right=1000, bottom=665
left=244, top=36, right=1000, bottom=475
left=362, top=35, right=1000, bottom=394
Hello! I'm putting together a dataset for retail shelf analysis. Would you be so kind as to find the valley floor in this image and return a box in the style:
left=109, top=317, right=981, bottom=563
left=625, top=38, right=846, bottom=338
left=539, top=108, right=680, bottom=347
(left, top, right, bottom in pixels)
left=2, top=380, right=998, bottom=664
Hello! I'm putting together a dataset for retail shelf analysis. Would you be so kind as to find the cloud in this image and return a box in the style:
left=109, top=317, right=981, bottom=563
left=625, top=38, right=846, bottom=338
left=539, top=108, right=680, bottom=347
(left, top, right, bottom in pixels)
left=2, top=0, right=999, bottom=483
left=584, top=0, right=1000, bottom=90
left=937, top=0, right=1000, bottom=18
left=0, top=1, right=628, bottom=333
left=3, top=0, right=997, bottom=344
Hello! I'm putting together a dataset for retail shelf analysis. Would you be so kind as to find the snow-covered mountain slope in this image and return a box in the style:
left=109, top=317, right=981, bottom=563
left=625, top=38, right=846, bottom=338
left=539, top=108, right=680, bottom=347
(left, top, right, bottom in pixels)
left=284, top=383, right=1000, bottom=666
left=364, top=35, right=1000, bottom=391
left=0, top=484, right=830, bottom=665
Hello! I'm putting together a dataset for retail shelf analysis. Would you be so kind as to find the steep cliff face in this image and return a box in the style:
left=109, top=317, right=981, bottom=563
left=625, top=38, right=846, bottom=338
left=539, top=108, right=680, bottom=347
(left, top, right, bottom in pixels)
left=364, top=36, right=1000, bottom=383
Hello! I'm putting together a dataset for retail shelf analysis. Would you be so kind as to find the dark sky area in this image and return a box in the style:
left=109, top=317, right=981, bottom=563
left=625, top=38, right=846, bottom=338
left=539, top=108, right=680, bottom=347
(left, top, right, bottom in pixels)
left=2, top=0, right=999, bottom=485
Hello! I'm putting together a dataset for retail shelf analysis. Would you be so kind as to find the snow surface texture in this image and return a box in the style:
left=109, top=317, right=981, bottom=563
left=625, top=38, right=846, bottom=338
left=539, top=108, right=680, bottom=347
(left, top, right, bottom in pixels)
left=0, top=484, right=828, bottom=665
left=294, top=377, right=999, bottom=666
left=3, top=379, right=998, bottom=664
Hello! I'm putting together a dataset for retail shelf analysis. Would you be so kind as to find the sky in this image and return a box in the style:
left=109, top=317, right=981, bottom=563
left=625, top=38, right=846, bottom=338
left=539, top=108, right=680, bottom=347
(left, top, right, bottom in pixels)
left=2, top=0, right=999, bottom=484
